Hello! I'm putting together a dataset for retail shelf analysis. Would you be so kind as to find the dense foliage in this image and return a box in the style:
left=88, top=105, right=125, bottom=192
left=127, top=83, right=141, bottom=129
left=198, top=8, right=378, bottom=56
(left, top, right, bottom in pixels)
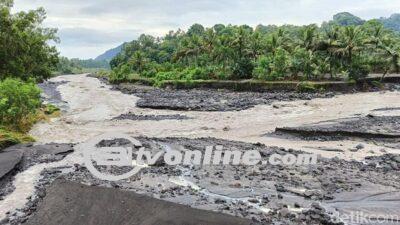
left=0, top=0, right=59, bottom=81
left=0, top=78, right=41, bottom=132
left=0, top=0, right=57, bottom=146
left=56, top=57, right=110, bottom=75
left=110, top=18, right=400, bottom=83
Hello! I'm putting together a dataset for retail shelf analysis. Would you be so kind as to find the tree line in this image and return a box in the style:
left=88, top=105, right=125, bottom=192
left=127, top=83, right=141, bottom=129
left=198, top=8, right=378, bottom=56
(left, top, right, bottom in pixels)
left=56, top=57, right=110, bottom=75
left=0, top=0, right=59, bottom=81
left=110, top=20, right=400, bottom=83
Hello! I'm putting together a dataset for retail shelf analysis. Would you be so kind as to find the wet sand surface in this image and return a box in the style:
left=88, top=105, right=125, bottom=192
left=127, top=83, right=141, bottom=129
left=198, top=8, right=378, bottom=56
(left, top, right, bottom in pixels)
left=25, top=179, right=254, bottom=225
left=0, top=74, right=400, bottom=225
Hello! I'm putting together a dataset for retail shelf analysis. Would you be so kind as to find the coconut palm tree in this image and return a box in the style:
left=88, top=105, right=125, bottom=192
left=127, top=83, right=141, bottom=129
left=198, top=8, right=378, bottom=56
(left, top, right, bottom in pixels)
left=378, top=37, right=400, bottom=80
left=335, top=26, right=366, bottom=66
left=128, top=51, right=148, bottom=73
left=299, top=25, right=319, bottom=51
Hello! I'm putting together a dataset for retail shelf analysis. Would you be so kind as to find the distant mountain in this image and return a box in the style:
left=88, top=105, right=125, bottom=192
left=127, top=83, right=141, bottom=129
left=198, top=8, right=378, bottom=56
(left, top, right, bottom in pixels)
left=324, top=12, right=400, bottom=32
left=331, top=12, right=365, bottom=26
left=95, top=43, right=125, bottom=62
left=379, top=13, right=400, bottom=32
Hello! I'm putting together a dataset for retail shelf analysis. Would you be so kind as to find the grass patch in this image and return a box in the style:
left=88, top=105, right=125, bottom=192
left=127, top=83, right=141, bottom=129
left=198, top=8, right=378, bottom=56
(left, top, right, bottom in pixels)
left=0, top=128, right=35, bottom=150
left=0, top=104, right=61, bottom=151
left=42, top=104, right=61, bottom=116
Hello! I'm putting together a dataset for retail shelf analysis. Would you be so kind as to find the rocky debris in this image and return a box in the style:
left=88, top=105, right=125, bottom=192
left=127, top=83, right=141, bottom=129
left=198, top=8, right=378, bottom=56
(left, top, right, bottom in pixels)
left=274, top=116, right=400, bottom=140
left=362, top=154, right=400, bottom=172
left=112, top=83, right=336, bottom=112
left=113, top=113, right=191, bottom=121
left=355, top=144, right=365, bottom=150
left=372, top=107, right=400, bottom=112
left=2, top=137, right=400, bottom=225
left=297, top=203, right=343, bottom=225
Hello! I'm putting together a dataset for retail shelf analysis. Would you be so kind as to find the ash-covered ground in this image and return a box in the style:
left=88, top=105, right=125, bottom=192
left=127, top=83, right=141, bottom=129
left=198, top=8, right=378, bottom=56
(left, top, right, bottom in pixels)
left=2, top=137, right=400, bottom=225
left=1, top=74, right=400, bottom=225
left=273, top=115, right=400, bottom=150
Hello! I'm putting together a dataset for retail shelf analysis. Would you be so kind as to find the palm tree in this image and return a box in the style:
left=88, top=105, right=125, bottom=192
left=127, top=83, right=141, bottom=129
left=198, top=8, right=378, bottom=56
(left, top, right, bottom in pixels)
left=335, top=26, right=366, bottom=66
left=230, top=27, right=250, bottom=59
left=379, top=37, right=400, bottom=80
left=214, top=35, right=234, bottom=71
left=174, top=35, right=203, bottom=65
left=267, top=28, right=291, bottom=56
left=322, top=26, right=341, bottom=78
left=364, top=21, right=386, bottom=49
left=299, top=25, right=319, bottom=51
left=249, top=31, right=264, bottom=61
left=128, top=51, right=148, bottom=73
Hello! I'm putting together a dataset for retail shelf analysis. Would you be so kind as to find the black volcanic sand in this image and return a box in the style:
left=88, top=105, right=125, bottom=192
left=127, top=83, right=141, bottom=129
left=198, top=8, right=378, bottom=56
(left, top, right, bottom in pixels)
left=4, top=137, right=400, bottom=225
left=93, top=74, right=400, bottom=112
left=113, top=113, right=191, bottom=121
left=112, top=83, right=337, bottom=112
left=273, top=115, right=400, bottom=149
left=25, top=179, right=254, bottom=225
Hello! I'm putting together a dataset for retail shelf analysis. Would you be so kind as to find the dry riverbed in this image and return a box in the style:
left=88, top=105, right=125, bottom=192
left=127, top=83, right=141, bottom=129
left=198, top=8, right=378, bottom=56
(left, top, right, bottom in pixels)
left=0, top=74, right=400, bottom=225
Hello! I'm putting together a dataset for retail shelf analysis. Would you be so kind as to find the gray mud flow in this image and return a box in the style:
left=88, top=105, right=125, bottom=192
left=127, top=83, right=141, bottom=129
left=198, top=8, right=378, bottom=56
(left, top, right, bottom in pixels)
left=1, top=74, right=400, bottom=225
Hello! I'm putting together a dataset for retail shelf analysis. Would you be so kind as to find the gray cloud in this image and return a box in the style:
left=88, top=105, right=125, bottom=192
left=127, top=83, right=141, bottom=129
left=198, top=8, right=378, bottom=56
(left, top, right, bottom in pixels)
left=12, top=0, right=400, bottom=59
left=58, top=28, right=141, bottom=46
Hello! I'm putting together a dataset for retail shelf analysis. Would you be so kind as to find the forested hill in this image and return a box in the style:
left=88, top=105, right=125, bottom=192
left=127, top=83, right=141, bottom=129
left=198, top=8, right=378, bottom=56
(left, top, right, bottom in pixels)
left=325, top=12, right=400, bottom=32
left=95, top=43, right=125, bottom=61
left=379, top=14, right=400, bottom=32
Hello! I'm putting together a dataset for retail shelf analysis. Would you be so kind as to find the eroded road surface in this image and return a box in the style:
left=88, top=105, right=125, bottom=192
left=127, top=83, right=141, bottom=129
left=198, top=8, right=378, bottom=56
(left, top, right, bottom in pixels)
left=1, top=74, right=400, bottom=225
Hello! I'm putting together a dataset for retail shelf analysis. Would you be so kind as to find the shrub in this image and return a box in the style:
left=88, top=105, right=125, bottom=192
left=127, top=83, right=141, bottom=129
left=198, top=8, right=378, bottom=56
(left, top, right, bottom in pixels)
left=0, top=78, right=42, bottom=131
left=154, top=71, right=180, bottom=86
left=43, top=104, right=60, bottom=115
left=348, top=58, right=370, bottom=81
left=109, top=65, right=131, bottom=83
left=232, top=58, right=254, bottom=79
left=254, top=56, right=275, bottom=80
left=254, top=49, right=289, bottom=81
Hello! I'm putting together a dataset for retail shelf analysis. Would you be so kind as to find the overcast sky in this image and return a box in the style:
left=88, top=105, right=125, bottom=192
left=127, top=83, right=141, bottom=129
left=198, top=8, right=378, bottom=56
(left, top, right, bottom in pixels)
left=13, top=0, right=400, bottom=59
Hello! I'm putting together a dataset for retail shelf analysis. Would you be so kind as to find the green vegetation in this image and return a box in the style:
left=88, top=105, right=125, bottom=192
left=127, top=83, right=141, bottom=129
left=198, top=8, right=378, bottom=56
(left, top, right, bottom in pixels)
left=109, top=18, right=400, bottom=84
left=379, top=14, right=400, bottom=32
left=0, top=128, right=35, bottom=149
left=43, top=104, right=60, bottom=116
left=56, top=57, right=110, bottom=75
left=0, top=0, right=60, bottom=148
left=0, top=0, right=59, bottom=81
left=0, top=78, right=41, bottom=132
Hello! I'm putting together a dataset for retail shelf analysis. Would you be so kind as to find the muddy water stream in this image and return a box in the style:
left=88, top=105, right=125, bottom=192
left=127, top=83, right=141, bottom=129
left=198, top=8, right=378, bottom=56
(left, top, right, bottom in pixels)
left=31, top=74, right=400, bottom=159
